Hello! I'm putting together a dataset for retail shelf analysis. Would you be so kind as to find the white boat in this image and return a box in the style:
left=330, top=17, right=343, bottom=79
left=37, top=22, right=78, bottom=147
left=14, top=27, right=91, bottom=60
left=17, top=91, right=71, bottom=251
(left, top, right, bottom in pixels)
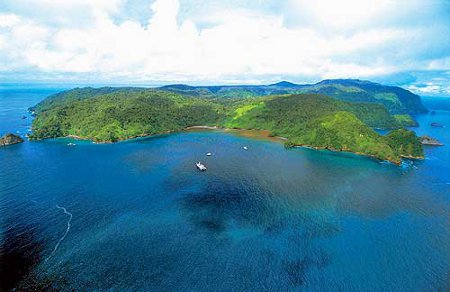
left=243, top=146, right=248, bottom=150
left=67, top=142, right=76, bottom=146
left=196, top=162, right=207, bottom=171
left=206, top=152, right=212, bottom=156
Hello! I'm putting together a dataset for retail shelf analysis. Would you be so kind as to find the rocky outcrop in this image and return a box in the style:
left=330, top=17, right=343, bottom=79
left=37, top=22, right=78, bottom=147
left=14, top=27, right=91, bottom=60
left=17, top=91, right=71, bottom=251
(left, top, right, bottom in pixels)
left=0, top=133, right=24, bottom=147
left=420, top=135, right=444, bottom=146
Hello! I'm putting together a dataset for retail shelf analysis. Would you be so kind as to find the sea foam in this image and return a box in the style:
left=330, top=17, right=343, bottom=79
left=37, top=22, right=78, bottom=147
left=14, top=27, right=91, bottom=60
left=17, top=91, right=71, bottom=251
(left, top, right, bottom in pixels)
left=45, top=204, right=72, bottom=261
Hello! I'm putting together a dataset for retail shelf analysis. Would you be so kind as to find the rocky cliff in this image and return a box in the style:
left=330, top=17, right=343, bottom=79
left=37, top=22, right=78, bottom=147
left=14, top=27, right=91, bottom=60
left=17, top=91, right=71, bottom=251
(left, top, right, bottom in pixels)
left=0, top=133, right=24, bottom=146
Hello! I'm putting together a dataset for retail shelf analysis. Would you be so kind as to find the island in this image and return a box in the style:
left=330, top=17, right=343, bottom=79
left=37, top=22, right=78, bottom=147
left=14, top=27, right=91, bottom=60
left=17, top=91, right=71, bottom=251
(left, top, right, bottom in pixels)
left=0, top=133, right=24, bottom=147
left=28, top=79, right=427, bottom=164
left=420, top=136, right=444, bottom=146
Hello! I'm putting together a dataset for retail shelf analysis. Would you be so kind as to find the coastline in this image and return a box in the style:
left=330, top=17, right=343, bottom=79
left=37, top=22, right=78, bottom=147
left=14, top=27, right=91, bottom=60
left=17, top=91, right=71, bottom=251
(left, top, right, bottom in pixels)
left=34, top=126, right=420, bottom=165
left=184, top=126, right=289, bottom=143
left=292, top=144, right=423, bottom=165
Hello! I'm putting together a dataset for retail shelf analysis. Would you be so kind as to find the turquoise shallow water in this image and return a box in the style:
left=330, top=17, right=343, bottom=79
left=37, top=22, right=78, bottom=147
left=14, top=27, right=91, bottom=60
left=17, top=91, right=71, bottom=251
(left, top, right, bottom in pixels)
left=0, top=89, right=449, bottom=291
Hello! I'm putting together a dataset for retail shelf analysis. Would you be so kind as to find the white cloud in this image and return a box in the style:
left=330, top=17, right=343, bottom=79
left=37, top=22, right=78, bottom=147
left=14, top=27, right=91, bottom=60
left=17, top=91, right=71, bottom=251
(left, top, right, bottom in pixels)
left=407, top=83, right=443, bottom=94
left=0, top=0, right=448, bottom=91
left=0, top=13, right=20, bottom=27
left=286, top=0, right=390, bottom=30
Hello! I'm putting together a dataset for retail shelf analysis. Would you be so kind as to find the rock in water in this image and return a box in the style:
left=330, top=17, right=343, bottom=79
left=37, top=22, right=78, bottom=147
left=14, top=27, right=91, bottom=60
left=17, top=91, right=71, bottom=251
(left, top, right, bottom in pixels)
left=0, top=133, right=24, bottom=147
left=420, top=135, right=444, bottom=146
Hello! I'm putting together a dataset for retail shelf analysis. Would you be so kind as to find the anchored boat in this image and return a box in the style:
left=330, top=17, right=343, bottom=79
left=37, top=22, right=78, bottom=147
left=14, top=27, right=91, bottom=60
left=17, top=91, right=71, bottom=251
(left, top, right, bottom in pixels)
left=196, top=162, right=207, bottom=171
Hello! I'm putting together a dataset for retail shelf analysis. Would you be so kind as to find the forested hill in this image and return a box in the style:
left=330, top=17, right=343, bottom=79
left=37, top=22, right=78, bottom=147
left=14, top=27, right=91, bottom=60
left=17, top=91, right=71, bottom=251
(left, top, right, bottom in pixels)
left=159, top=79, right=427, bottom=115
left=30, top=87, right=424, bottom=164
left=32, top=79, right=427, bottom=117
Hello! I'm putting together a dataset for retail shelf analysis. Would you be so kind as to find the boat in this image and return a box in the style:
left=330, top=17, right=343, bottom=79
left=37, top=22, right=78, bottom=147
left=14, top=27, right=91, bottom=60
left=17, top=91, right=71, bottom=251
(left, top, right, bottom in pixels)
left=243, top=146, right=248, bottom=150
left=206, top=152, right=212, bottom=156
left=431, top=122, right=444, bottom=127
left=196, top=162, right=207, bottom=171
left=67, top=143, right=76, bottom=146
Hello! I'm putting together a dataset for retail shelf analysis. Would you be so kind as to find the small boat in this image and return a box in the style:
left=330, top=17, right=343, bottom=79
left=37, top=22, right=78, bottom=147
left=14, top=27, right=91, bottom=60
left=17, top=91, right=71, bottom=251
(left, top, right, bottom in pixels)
left=196, top=162, right=207, bottom=171
left=431, top=122, right=444, bottom=127
left=206, top=152, right=212, bottom=156
left=243, top=146, right=248, bottom=150
left=67, top=142, right=76, bottom=146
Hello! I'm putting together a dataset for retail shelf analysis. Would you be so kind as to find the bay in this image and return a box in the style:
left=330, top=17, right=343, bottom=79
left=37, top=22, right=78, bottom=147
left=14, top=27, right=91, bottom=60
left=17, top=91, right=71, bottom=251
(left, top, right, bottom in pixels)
left=1, top=88, right=449, bottom=291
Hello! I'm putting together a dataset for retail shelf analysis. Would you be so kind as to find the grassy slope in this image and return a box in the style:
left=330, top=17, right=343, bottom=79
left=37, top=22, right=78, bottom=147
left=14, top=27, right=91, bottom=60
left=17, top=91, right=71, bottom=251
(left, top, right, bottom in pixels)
left=30, top=90, right=423, bottom=163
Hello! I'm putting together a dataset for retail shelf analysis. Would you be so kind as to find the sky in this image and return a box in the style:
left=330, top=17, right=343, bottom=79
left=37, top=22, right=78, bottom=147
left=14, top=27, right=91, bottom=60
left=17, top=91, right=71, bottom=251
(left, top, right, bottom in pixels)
left=0, top=0, right=449, bottom=95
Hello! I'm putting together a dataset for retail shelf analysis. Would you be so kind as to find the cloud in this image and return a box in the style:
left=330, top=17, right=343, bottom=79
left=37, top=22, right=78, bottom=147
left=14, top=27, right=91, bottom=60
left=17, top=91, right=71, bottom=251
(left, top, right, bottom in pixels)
left=285, top=0, right=391, bottom=31
left=0, top=0, right=448, bottom=93
left=0, top=13, right=20, bottom=27
left=407, top=83, right=445, bottom=95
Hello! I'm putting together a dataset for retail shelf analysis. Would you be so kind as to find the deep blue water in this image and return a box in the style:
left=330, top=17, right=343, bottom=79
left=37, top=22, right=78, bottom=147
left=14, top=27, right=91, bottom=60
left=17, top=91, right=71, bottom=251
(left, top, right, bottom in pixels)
left=0, top=89, right=449, bottom=291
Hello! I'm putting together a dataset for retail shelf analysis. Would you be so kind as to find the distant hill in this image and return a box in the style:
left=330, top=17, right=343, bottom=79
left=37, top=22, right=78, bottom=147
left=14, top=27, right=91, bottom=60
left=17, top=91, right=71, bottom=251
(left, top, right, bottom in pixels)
left=158, top=79, right=427, bottom=115
left=302, top=79, right=427, bottom=115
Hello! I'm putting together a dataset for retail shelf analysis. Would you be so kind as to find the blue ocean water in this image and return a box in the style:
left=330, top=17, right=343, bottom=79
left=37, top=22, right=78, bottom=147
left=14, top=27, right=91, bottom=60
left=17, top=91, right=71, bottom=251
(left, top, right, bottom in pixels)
left=0, top=89, right=449, bottom=291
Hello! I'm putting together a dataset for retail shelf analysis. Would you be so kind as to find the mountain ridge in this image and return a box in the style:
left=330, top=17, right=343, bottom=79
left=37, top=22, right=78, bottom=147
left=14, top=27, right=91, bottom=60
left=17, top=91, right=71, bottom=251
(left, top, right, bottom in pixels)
left=157, top=78, right=427, bottom=115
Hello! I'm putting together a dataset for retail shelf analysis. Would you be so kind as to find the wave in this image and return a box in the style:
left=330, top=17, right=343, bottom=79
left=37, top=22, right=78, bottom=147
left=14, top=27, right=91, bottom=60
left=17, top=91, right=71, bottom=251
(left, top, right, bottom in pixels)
left=45, top=204, right=72, bottom=262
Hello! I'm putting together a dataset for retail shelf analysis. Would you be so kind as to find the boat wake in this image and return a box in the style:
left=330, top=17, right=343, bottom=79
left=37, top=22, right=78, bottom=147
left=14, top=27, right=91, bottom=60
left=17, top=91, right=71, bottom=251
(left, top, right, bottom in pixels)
left=45, top=204, right=72, bottom=262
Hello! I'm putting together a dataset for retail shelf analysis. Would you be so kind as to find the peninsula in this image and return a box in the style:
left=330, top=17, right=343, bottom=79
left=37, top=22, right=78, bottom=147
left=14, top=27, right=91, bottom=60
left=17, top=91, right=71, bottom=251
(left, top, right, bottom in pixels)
left=29, top=79, right=426, bottom=164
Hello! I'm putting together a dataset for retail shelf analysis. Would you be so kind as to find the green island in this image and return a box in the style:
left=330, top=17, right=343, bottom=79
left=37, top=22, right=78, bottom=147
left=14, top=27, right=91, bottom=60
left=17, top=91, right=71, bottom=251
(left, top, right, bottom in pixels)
left=29, top=79, right=426, bottom=164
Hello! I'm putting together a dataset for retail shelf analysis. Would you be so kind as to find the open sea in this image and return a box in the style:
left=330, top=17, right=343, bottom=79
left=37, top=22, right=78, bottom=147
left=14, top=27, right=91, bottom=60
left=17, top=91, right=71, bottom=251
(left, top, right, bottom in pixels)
left=0, top=88, right=449, bottom=291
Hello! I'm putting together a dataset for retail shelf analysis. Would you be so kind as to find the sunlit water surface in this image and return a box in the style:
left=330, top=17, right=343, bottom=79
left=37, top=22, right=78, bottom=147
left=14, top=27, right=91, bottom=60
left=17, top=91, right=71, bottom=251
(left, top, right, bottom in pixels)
left=1, top=89, right=449, bottom=291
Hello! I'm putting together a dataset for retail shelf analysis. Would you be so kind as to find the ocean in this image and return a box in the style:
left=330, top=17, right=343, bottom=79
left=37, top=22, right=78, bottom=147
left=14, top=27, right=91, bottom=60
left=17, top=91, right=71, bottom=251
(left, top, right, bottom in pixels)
left=1, top=88, right=449, bottom=291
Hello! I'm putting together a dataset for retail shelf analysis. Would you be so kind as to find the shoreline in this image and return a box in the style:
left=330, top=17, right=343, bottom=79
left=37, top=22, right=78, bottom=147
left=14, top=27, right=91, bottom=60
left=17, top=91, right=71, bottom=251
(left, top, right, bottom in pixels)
left=292, top=144, right=423, bottom=165
left=37, top=126, right=419, bottom=166
left=184, top=126, right=289, bottom=143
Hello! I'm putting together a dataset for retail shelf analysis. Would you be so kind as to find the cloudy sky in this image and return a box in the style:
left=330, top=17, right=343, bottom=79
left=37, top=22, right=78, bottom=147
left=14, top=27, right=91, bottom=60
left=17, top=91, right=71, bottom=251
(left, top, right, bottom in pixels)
left=0, top=0, right=449, bottom=94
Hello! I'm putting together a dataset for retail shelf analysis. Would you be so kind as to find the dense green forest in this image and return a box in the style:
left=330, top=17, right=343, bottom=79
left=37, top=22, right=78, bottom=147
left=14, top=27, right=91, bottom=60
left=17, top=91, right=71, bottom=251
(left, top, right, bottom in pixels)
left=30, top=87, right=424, bottom=163
left=224, top=94, right=423, bottom=162
left=31, top=89, right=224, bottom=142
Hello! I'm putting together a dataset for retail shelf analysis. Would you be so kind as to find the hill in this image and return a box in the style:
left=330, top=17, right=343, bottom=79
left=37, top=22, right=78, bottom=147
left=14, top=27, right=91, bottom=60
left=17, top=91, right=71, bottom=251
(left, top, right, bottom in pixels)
left=225, top=94, right=423, bottom=162
left=31, top=89, right=226, bottom=142
left=158, top=79, right=427, bottom=116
